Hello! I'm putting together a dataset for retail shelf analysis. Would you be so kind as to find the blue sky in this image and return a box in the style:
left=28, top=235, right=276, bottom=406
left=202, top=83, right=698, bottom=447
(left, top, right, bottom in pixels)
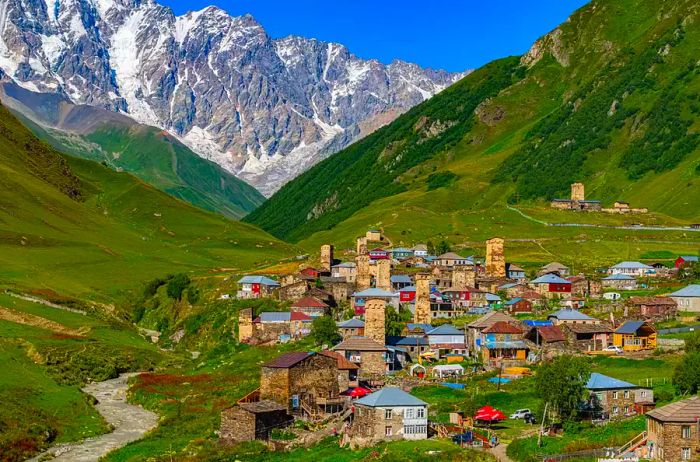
left=160, top=1, right=589, bottom=72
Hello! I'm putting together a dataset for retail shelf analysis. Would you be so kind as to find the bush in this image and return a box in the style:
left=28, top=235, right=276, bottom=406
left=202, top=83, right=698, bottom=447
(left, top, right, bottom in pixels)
left=167, top=274, right=191, bottom=300
left=426, top=171, right=457, bottom=191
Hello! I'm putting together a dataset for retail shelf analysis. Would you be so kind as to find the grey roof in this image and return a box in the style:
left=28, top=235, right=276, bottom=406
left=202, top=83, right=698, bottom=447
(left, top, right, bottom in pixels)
left=386, top=336, right=429, bottom=346
left=390, top=247, right=412, bottom=253
left=680, top=256, right=699, bottom=262
left=586, top=373, right=637, bottom=391
left=485, top=293, right=501, bottom=302
left=541, top=262, right=569, bottom=271
left=352, top=288, right=396, bottom=298
left=548, top=308, right=595, bottom=321
left=427, top=324, right=463, bottom=336
left=332, top=336, right=387, bottom=351
left=391, top=275, right=413, bottom=283
left=259, top=312, right=291, bottom=322
left=647, top=396, right=700, bottom=423
left=332, top=262, right=356, bottom=268
left=670, top=285, right=700, bottom=298
left=337, top=318, right=365, bottom=328
left=615, top=320, right=653, bottom=335
left=405, top=323, right=433, bottom=332
left=401, top=285, right=416, bottom=292
left=610, top=261, right=653, bottom=269
left=238, top=275, right=280, bottom=286
left=437, top=252, right=469, bottom=261
left=355, top=387, right=427, bottom=407
left=603, top=274, right=636, bottom=281
left=412, top=244, right=428, bottom=251
left=532, top=274, right=571, bottom=285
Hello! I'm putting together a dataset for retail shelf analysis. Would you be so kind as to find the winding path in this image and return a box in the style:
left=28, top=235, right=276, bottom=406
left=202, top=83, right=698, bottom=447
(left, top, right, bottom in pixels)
left=28, top=373, right=158, bottom=462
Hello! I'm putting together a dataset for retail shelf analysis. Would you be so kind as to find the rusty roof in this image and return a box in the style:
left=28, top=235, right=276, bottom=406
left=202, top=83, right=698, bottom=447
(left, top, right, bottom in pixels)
left=262, top=351, right=311, bottom=368
left=319, top=350, right=359, bottom=370
left=532, top=325, right=566, bottom=342
left=483, top=321, right=523, bottom=334
left=468, top=311, right=519, bottom=329
left=563, top=323, right=612, bottom=334
left=647, top=396, right=700, bottom=423
left=291, top=296, right=329, bottom=308
left=332, top=336, right=387, bottom=352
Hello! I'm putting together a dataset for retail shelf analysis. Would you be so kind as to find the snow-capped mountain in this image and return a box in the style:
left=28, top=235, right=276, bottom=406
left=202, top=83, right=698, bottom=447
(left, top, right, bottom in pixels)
left=0, top=0, right=465, bottom=195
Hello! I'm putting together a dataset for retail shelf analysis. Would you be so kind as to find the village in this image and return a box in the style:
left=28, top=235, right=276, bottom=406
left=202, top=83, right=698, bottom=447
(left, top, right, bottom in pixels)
left=218, top=226, right=700, bottom=462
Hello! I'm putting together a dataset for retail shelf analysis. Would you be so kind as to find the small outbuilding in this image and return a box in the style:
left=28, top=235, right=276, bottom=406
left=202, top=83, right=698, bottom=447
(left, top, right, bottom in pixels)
left=432, top=364, right=465, bottom=378
left=220, top=400, right=293, bottom=444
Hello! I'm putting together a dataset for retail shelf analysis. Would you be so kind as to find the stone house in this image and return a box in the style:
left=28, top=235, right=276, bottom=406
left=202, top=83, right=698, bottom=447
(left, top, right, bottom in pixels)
left=626, top=297, right=678, bottom=321
left=435, top=252, right=472, bottom=268
left=219, top=400, right=293, bottom=444
left=506, top=263, right=526, bottom=282
left=613, top=321, right=657, bottom=351
left=366, top=229, right=382, bottom=242
left=669, top=285, right=700, bottom=312
left=480, top=321, right=528, bottom=362
left=585, top=373, right=653, bottom=420
left=602, top=274, right=638, bottom=290
left=260, top=352, right=345, bottom=418
left=391, top=274, right=413, bottom=290
left=530, top=273, right=572, bottom=299
left=290, top=296, right=330, bottom=317
left=254, top=311, right=313, bottom=341
left=560, top=323, right=613, bottom=351
left=331, top=262, right=357, bottom=283
left=337, top=318, right=365, bottom=340
left=538, top=262, right=570, bottom=277
left=646, top=396, right=700, bottom=461
left=278, top=280, right=311, bottom=302
left=524, top=324, right=566, bottom=348
left=319, top=350, right=359, bottom=390
left=332, top=336, right=387, bottom=376
left=386, top=336, right=429, bottom=360
left=350, top=387, right=428, bottom=441
left=505, top=297, right=533, bottom=314
left=441, top=288, right=487, bottom=308
left=466, top=311, right=520, bottom=354
left=237, top=275, right=280, bottom=299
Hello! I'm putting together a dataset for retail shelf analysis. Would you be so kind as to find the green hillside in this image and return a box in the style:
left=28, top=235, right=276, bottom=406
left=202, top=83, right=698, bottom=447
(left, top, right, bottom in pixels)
left=246, top=0, right=700, bottom=260
left=0, top=103, right=295, bottom=299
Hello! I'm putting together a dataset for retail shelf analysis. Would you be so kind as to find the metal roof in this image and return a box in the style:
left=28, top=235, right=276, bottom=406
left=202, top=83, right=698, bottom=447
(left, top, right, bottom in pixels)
left=427, top=324, right=463, bottom=336
left=485, top=293, right=501, bottom=302
left=484, top=340, right=528, bottom=349
left=603, top=273, right=636, bottom=280
left=337, top=318, right=365, bottom=328
left=291, top=296, right=328, bottom=308
left=610, top=261, right=653, bottom=269
left=532, top=274, right=571, bottom=285
left=482, top=321, right=523, bottom=334
left=263, top=352, right=311, bottom=368
left=680, top=256, right=699, bottom=262
left=400, top=285, right=416, bottom=292
left=390, top=275, right=413, bottom=283
left=386, top=336, right=429, bottom=346
left=238, top=275, right=280, bottom=286
left=405, top=323, right=433, bottom=332
left=259, top=312, right=311, bottom=322
left=505, top=298, right=524, bottom=305
left=352, top=288, right=396, bottom=298
left=586, top=373, right=637, bottom=390
left=548, top=308, right=594, bottom=321
left=670, top=284, right=700, bottom=298
left=355, top=387, right=427, bottom=407
left=332, top=262, right=356, bottom=268
left=615, top=320, right=654, bottom=335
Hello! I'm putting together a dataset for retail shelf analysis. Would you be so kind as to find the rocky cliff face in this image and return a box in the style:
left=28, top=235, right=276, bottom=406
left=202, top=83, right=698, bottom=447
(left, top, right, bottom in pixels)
left=0, top=0, right=464, bottom=195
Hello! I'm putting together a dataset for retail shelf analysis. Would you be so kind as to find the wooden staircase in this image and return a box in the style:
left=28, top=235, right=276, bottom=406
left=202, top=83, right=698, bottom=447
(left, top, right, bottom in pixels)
left=615, top=431, right=647, bottom=457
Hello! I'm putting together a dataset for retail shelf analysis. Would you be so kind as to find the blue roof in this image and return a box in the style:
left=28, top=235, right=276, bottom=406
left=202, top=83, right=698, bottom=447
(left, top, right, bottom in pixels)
left=586, top=373, right=637, bottom=390
left=615, top=320, right=648, bottom=334
left=386, top=336, right=429, bottom=346
left=524, top=320, right=553, bottom=327
left=259, top=312, right=291, bottom=322
left=406, top=323, right=433, bottom=331
left=390, top=248, right=412, bottom=253
left=352, top=288, right=396, bottom=298
left=238, top=275, right=280, bottom=286
left=549, top=309, right=594, bottom=321
left=486, top=293, right=501, bottom=302
left=505, top=298, right=523, bottom=305
left=337, top=318, right=364, bottom=328
left=355, top=387, right=427, bottom=407
left=680, top=256, right=699, bottom=262
left=499, top=283, right=519, bottom=289
left=670, top=285, right=700, bottom=297
left=532, top=274, right=571, bottom=285
left=603, top=274, right=636, bottom=280
left=427, top=324, right=463, bottom=336
left=391, top=275, right=413, bottom=283
left=610, top=261, right=653, bottom=269
left=401, top=285, right=416, bottom=292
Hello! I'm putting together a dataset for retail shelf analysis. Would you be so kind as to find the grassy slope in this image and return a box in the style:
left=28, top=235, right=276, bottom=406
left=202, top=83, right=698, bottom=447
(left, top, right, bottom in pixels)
left=246, top=0, right=700, bottom=265
left=22, top=117, right=264, bottom=220
left=0, top=104, right=295, bottom=299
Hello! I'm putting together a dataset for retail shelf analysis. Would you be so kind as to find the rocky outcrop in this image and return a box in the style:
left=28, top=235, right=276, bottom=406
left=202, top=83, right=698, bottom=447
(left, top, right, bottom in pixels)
left=0, top=0, right=464, bottom=195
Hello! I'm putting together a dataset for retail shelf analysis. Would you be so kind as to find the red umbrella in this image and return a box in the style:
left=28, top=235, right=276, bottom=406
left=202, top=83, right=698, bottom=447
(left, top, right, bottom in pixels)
left=475, top=405, right=506, bottom=422
left=345, top=387, right=372, bottom=398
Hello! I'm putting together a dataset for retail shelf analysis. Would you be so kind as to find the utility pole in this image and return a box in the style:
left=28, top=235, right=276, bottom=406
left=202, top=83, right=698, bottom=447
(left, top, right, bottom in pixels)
left=538, top=402, right=549, bottom=448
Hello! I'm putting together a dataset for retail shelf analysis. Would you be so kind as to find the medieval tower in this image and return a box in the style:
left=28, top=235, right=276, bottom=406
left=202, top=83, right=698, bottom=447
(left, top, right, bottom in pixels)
left=414, top=273, right=432, bottom=324
left=238, top=308, right=255, bottom=343
left=485, top=237, right=506, bottom=278
left=571, top=182, right=585, bottom=202
left=356, top=237, right=368, bottom=255
left=364, top=298, right=386, bottom=345
left=356, top=254, right=371, bottom=291
left=376, top=259, right=392, bottom=291
left=320, top=244, right=334, bottom=272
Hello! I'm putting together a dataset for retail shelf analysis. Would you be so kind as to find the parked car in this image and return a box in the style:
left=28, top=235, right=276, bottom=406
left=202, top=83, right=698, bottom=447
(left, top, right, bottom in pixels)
left=510, top=409, right=532, bottom=419
left=524, top=412, right=537, bottom=424
left=603, top=345, right=623, bottom=354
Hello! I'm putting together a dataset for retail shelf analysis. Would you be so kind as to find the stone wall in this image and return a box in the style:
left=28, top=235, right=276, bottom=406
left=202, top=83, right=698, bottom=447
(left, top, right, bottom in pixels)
left=357, top=237, right=368, bottom=255
left=364, top=298, right=386, bottom=345
left=238, top=308, right=254, bottom=342
left=485, top=237, right=506, bottom=278
left=260, top=368, right=290, bottom=406
left=356, top=255, right=371, bottom=291
left=376, top=259, right=392, bottom=291
left=279, top=280, right=310, bottom=302
left=648, top=419, right=700, bottom=462
left=361, top=351, right=386, bottom=376
left=414, top=273, right=431, bottom=324
left=220, top=406, right=256, bottom=444
left=260, top=354, right=339, bottom=411
left=452, top=266, right=476, bottom=289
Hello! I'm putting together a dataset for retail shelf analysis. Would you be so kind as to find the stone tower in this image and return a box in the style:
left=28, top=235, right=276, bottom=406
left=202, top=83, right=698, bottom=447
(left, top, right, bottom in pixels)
left=364, top=298, right=386, bottom=345
left=376, top=259, right=391, bottom=291
left=452, top=265, right=476, bottom=290
left=320, top=244, right=334, bottom=272
left=485, top=237, right=506, bottom=278
left=571, top=182, right=585, bottom=202
left=356, top=254, right=371, bottom=291
left=238, top=308, right=254, bottom=343
left=414, top=273, right=432, bottom=324
left=356, top=237, right=368, bottom=255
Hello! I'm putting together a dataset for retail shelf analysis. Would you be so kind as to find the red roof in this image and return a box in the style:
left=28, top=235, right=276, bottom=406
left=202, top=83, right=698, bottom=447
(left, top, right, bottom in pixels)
left=263, top=352, right=311, bottom=368
left=534, top=325, right=566, bottom=342
left=319, top=350, right=359, bottom=370
left=291, top=296, right=329, bottom=308
left=290, top=312, right=312, bottom=321
left=483, top=321, right=523, bottom=334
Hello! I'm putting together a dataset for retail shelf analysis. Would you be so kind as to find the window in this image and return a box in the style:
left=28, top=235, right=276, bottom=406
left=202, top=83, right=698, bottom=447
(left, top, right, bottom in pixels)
left=385, top=426, right=393, bottom=436
left=612, top=391, right=619, bottom=399
left=405, top=408, right=414, bottom=419
left=385, top=409, right=393, bottom=420
left=683, top=426, right=692, bottom=439
left=417, top=407, right=425, bottom=418
left=624, top=390, right=629, bottom=399
left=682, top=447, right=691, bottom=460
left=612, top=406, right=619, bottom=415
left=640, top=390, right=647, bottom=398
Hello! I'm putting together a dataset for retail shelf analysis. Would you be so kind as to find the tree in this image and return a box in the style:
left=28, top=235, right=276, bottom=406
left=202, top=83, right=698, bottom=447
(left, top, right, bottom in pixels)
left=311, top=316, right=340, bottom=346
left=674, top=352, right=700, bottom=394
left=167, top=273, right=190, bottom=300
left=535, top=355, right=591, bottom=421
left=436, top=240, right=451, bottom=255
left=427, top=240, right=436, bottom=256
left=684, top=330, right=700, bottom=354
left=386, top=306, right=412, bottom=337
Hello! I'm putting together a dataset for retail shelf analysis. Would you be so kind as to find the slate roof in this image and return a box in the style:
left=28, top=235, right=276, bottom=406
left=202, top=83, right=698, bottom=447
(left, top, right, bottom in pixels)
left=532, top=325, right=566, bottom=342
left=386, top=336, right=429, bottom=346
left=355, top=387, right=427, bottom=408
left=532, top=274, right=571, bottom=285
left=337, top=318, right=365, bottom=328
left=405, top=323, right=433, bottom=332
left=391, top=275, right=413, bottom=284
left=646, top=396, right=700, bottom=423
left=468, top=311, right=519, bottom=329
left=239, top=400, right=289, bottom=413
left=615, top=320, right=654, bottom=335
left=549, top=309, right=595, bottom=321
left=437, top=252, right=467, bottom=260
left=541, top=262, right=569, bottom=271
left=564, top=323, right=612, bottom=334
left=352, top=288, right=396, bottom=298
left=586, top=373, right=637, bottom=390
left=291, top=296, right=328, bottom=308
left=427, top=324, right=463, bottom=336
left=483, top=321, right=523, bottom=334
left=670, top=285, right=700, bottom=298
left=263, top=352, right=311, bottom=368
left=238, top=275, right=279, bottom=286
left=332, top=262, right=356, bottom=268
left=332, top=336, right=387, bottom=352
left=603, top=274, right=636, bottom=281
